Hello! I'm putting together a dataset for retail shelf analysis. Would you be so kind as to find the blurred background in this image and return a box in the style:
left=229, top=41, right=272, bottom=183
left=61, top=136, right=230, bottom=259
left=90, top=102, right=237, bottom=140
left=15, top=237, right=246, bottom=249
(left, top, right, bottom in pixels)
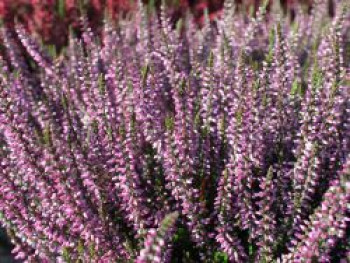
left=0, top=0, right=331, bottom=50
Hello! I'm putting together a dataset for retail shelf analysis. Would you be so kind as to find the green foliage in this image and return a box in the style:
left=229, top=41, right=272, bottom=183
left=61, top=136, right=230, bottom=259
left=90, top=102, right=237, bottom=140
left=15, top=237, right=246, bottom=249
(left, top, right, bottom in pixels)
left=57, top=0, right=66, bottom=19
left=141, top=64, right=149, bottom=87
left=214, top=251, right=229, bottom=263
left=165, top=115, right=175, bottom=131
left=62, top=247, right=71, bottom=263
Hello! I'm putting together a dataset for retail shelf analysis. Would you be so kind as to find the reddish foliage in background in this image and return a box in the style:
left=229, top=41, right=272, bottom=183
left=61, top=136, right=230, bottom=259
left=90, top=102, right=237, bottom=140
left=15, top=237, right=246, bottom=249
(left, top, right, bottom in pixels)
left=0, top=0, right=323, bottom=48
left=0, top=1, right=135, bottom=47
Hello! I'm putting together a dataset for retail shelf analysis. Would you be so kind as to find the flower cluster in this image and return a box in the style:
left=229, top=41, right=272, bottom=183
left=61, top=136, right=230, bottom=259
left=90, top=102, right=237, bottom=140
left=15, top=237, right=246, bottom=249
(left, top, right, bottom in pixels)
left=0, top=0, right=349, bottom=262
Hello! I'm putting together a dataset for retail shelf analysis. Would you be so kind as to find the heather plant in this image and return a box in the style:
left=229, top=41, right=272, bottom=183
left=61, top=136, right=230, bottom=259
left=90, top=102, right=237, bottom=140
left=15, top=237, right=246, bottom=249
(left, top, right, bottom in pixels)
left=0, top=0, right=349, bottom=262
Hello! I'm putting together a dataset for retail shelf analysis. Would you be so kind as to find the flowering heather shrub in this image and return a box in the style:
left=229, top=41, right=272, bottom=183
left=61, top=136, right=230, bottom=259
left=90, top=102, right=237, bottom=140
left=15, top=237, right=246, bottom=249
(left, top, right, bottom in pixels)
left=0, top=0, right=349, bottom=262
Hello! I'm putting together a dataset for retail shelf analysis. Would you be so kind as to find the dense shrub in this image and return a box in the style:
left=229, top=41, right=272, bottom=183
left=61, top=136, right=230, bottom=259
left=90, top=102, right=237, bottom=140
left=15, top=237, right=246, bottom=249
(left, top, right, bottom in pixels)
left=0, top=0, right=349, bottom=262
